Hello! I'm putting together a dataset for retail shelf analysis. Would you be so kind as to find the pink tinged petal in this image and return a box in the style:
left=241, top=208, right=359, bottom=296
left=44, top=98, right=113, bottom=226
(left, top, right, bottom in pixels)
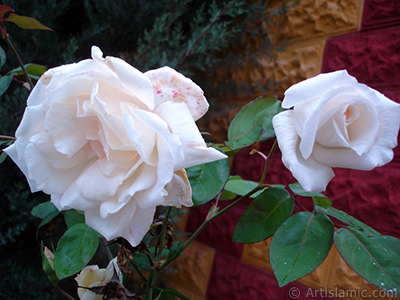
left=135, top=136, right=175, bottom=209
left=4, top=105, right=46, bottom=192
left=76, top=158, right=127, bottom=201
left=163, top=169, right=193, bottom=207
left=84, top=200, right=156, bottom=247
left=145, top=66, right=209, bottom=120
left=25, top=141, right=89, bottom=196
left=44, top=99, right=97, bottom=157
left=117, top=163, right=157, bottom=204
left=155, top=101, right=227, bottom=170
left=91, top=46, right=155, bottom=111
left=122, top=104, right=183, bottom=166
left=296, top=86, right=364, bottom=160
left=273, top=110, right=334, bottom=192
left=283, top=70, right=357, bottom=108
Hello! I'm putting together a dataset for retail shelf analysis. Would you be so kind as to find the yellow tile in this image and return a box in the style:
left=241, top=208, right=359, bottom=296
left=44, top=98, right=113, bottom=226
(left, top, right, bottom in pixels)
left=160, top=240, right=215, bottom=300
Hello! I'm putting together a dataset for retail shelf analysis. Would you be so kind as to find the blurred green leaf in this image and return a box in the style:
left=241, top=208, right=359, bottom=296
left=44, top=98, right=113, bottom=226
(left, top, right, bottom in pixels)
left=312, top=197, right=332, bottom=207
left=186, top=150, right=230, bottom=206
left=226, top=95, right=282, bottom=150
left=224, top=179, right=264, bottom=198
left=315, top=206, right=381, bottom=237
left=334, top=227, right=400, bottom=293
left=31, top=201, right=60, bottom=228
left=54, top=223, right=99, bottom=279
left=233, top=187, right=294, bottom=243
left=64, top=210, right=85, bottom=228
left=7, top=64, right=47, bottom=82
left=0, top=46, right=6, bottom=69
left=270, top=212, right=334, bottom=287
left=289, top=182, right=327, bottom=198
left=166, top=240, right=184, bottom=262
left=0, top=74, right=14, bottom=97
left=5, top=13, right=53, bottom=31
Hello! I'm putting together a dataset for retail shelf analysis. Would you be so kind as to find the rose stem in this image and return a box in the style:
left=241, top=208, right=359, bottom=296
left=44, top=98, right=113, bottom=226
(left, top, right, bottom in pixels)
left=100, top=238, right=114, bottom=261
left=0, top=135, right=16, bottom=140
left=1, top=29, right=34, bottom=90
left=160, top=140, right=278, bottom=271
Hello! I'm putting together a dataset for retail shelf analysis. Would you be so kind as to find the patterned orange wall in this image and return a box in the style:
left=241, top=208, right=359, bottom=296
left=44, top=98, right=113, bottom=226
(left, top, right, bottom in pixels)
left=164, top=1, right=400, bottom=299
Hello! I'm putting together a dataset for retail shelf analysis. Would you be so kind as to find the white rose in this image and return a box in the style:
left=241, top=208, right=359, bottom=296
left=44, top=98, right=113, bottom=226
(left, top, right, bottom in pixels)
left=75, top=258, right=121, bottom=300
left=272, top=70, right=400, bottom=192
left=5, top=46, right=226, bottom=246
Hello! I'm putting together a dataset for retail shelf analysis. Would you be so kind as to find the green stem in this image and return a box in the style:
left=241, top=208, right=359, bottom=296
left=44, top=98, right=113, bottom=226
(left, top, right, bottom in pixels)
left=2, top=32, right=34, bottom=90
left=155, top=207, right=172, bottom=260
left=160, top=140, right=279, bottom=271
left=144, top=269, right=157, bottom=300
left=100, top=238, right=113, bottom=261
left=259, top=139, right=278, bottom=184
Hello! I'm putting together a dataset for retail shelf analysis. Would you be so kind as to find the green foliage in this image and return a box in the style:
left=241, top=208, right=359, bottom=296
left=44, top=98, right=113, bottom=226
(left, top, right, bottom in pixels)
left=186, top=150, right=230, bottom=206
left=334, top=227, right=400, bottom=293
left=54, top=223, right=99, bottom=279
left=270, top=212, right=334, bottom=287
left=31, top=201, right=59, bottom=229
left=226, top=95, right=283, bottom=150
left=233, top=187, right=294, bottom=243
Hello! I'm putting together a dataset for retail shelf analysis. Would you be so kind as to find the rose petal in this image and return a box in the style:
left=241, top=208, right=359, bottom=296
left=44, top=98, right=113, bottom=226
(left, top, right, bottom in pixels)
left=273, top=110, right=334, bottom=192
left=283, top=70, right=358, bottom=108
left=84, top=201, right=156, bottom=247
left=92, top=46, right=155, bottom=111
left=155, top=101, right=227, bottom=170
left=163, top=169, right=193, bottom=207
left=145, top=66, right=209, bottom=120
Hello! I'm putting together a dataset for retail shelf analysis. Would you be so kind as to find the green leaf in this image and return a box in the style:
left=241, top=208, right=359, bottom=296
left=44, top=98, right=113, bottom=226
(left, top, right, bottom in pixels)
left=213, top=144, right=240, bottom=157
left=312, top=197, right=332, bottom=207
left=64, top=210, right=85, bottom=228
left=186, top=151, right=230, bottom=206
left=334, top=227, right=400, bottom=293
left=54, top=223, right=99, bottom=279
left=233, top=187, right=294, bottom=243
left=289, top=182, right=327, bottom=198
left=0, top=46, right=6, bottom=69
left=225, top=95, right=282, bottom=150
left=5, top=13, right=53, bottom=31
left=31, top=201, right=60, bottom=228
left=132, top=252, right=151, bottom=272
left=270, top=212, right=334, bottom=287
left=315, top=206, right=381, bottom=237
left=7, top=64, right=47, bottom=82
left=224, top=179, right=264, bottom=198
left=166, top=240, right=184, bottom=262
left=0, top=74, right=14, bottom=97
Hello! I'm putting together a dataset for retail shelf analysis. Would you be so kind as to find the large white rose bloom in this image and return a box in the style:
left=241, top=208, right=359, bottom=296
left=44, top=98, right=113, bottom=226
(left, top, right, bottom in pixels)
left=272, top=70, right=400, bottom=192
left=5, top=46, right=226, bottom=246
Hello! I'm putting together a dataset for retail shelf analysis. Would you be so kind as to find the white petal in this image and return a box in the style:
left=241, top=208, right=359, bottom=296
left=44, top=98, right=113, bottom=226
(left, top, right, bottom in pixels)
left=283, top=70, right=357, bottom=108
left=145, top=66, right=209, bottom=120
left=163, top=169, right=193, bottom=207
left=84, top=201, right=156, bottom=247
left=94, top=48, right=155, bottom=110
left=76, top=158, right=127, bottom=201
left=155, top=101, right=227, bottom=170
left=273, top=110, right=334, bottom=192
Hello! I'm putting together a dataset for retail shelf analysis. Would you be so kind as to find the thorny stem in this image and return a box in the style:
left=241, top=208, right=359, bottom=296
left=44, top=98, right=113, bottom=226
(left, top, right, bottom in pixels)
left=1, top=28, right=34, bottom=90
left=160, top=140, right=279, bottom=271
left=155, top=206, right=172, bottom=260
